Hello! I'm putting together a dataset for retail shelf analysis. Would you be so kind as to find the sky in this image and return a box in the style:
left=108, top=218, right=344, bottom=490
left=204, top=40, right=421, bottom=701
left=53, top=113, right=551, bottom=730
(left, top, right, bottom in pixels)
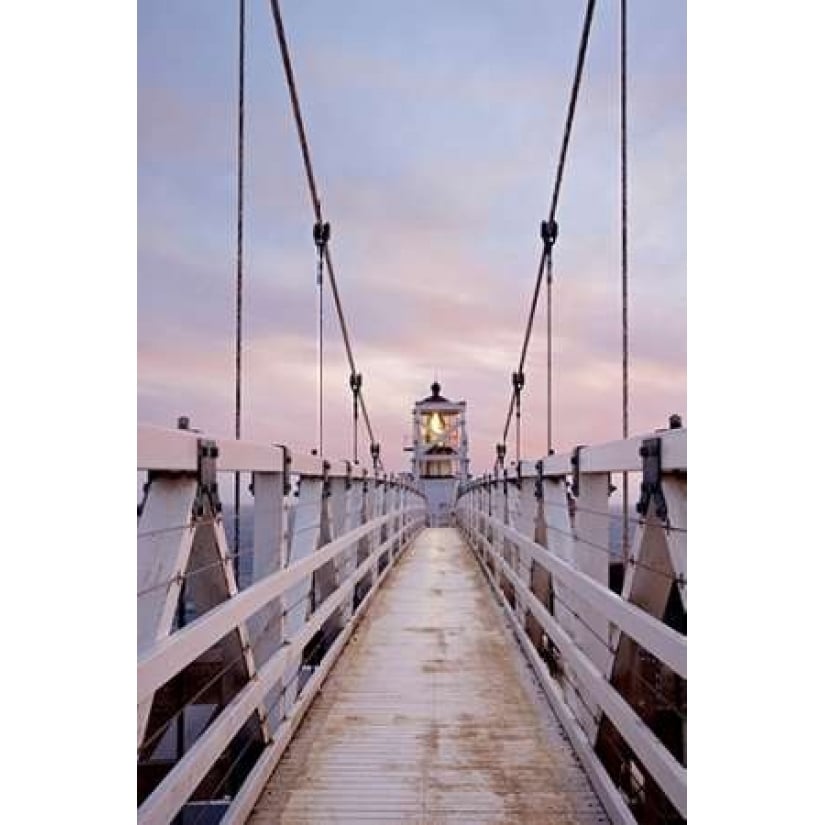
left=138, top=0, right=685, bottom=475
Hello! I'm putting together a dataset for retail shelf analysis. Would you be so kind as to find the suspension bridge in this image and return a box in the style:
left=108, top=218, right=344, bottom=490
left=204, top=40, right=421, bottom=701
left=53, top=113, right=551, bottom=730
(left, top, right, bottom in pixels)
left=138, top=2, right=686, bottom=823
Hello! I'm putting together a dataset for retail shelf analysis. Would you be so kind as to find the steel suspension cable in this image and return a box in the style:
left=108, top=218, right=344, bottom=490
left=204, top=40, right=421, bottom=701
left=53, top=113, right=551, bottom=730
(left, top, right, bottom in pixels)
left=500, top=0, right=597, bottom=456
left=620, top=0, right=630, bottom=564
left=233, top=0, right=246, bottom=570
left=267, top=0, right=381, bottom=463
left=319, top=253, right=324, bottom=454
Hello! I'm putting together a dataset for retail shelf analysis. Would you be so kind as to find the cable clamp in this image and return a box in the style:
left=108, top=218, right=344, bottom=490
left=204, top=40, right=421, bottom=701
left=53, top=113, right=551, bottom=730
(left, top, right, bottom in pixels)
left=495, top=442, right=506, bottom=468
left=540, top=218, right=559, bottom=249
left=313, top=221, right=330, bottom=250
left=313, top=221, right=331, bottom=285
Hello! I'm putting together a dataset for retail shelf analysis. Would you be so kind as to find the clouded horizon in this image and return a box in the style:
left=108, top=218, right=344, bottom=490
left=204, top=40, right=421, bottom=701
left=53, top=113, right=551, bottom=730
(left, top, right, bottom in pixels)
left=138, top=0, right=685, bottom=473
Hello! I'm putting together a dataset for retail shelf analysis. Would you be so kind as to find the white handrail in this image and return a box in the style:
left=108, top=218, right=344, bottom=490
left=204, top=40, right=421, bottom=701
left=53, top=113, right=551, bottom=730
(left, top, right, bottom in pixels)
left=138, top=518, right=423, bottom=825
left=138, top=424, right=426, bottom=489
left=138, top=506, right=423, bottom=703
left=476, top=510, right=686, bottom=678
left=467, top=524, right=686, bottom=817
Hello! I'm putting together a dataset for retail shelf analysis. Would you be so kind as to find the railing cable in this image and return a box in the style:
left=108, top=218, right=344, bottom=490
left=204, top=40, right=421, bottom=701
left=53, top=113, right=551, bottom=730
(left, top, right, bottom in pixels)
left=540, top=519, right=683, bottom=584
left=479, top=537, right=688, bottom=736
left=138, top=644, right=251, bottom=758
left=184, top=634, right=332, bottom=825
left=476, top=507, right=683, bottom=584
left=546, top=497, right=687, bottom=533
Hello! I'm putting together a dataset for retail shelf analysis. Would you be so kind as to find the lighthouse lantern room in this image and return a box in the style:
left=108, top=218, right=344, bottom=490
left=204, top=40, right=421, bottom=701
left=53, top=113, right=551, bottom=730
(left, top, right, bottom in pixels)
left=410, top=382, right=469, bottom=525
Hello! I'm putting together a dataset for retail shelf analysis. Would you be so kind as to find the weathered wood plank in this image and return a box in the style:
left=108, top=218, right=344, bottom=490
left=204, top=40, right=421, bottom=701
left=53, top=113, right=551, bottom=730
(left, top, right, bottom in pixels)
left=247, top=528, right=608, bottom=825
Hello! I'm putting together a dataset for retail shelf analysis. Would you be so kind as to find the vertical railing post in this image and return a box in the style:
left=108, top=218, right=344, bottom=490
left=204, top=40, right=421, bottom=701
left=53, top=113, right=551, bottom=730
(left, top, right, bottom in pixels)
left=515, top=467, right=535, bottom=629
left=479, top=482, right=485, bottom=539
left=329, top=468, right=352, bottom=625
left=574, top=469, right=612, bottom=678
left=393, top=482, right=402, bottom=557
left=281, top=474, right=323, bottom=717
left=537, top=465, right=596, bottom=738
left=479, top=480, right=487, bottom=557
left=137, top=475, right=198, bottom=747
left=249, top=469, right=286, bottom=730
left=502, top=471, right=513, bottom=592
left=486, top=475, right=494, bottom=547
left=367, top=473, right=379, bottom=585
left=474, top=484, right=482, bottom=544
left=469, top=485, right=476, bottom=541
left=491, top=476, right=504, bottom=584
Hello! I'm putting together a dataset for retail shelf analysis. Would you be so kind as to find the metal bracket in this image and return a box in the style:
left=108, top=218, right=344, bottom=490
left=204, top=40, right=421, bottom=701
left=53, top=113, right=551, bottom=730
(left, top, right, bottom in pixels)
left=194, top=439, right=220, bottom=516
left=344, top=460, right=352, bottom=490
left=570, top=445, right=585, bottom=497
left=534, top=461, right=544, bottom=501
left=636, top=437, right=668, bottom=522
left=322, top=460, right=331, bottom=498
left=274, top=444, right=292, bottom=496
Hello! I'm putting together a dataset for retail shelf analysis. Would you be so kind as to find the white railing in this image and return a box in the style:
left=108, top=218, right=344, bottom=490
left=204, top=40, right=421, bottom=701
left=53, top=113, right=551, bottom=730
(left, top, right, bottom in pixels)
left=137, top=424, right=425, bottom=825
left=455, top=424, right=687, bottom=825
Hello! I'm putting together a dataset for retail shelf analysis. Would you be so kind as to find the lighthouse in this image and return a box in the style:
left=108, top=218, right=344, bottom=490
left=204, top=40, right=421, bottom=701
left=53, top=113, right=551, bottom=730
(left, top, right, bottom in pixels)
left=409, top=381, right=469, bottom=525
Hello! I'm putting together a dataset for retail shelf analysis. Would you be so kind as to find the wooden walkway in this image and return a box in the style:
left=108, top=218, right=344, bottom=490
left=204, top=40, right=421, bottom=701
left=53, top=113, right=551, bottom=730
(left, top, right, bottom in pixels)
left=248, top=528, right=609, bottom=825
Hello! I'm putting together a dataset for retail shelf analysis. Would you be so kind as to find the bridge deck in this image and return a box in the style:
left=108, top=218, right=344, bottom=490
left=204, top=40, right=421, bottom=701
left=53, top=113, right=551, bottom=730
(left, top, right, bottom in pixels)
left=248, top=527, right=608, bottom=824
